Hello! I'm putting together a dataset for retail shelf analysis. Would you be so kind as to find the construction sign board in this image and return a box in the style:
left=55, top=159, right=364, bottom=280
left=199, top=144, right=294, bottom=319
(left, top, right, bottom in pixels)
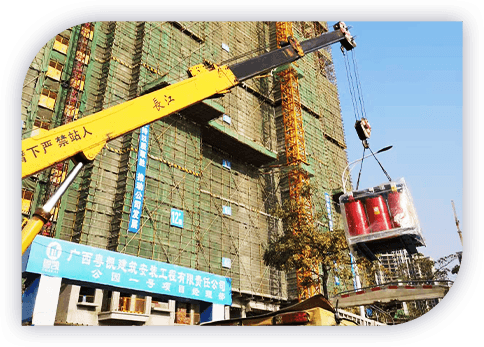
left=23, top=235, right=232, bottom=306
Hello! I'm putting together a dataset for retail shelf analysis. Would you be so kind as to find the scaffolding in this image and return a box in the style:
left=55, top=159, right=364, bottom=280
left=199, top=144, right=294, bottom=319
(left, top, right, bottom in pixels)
left=21, top=21, right=351, bottom=303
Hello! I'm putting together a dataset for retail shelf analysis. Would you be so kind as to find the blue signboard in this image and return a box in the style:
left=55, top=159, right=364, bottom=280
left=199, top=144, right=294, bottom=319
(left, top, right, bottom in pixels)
left=222, top=206, right=232, bottom=216
left=222, top=257, right=231, bottom=269
left=128, top=125, right=150, bottom=233
left=350, top=253, right=357, bottom=290
left=170, top=208, right=184, bottom=228
left=222, top=114, right=231, bottom=125
left=222, top=159, right=231, bottom=170
left=324, top=192, right=333, bottom=231
left=24, top=235, right=232, bottom=306
left=334, top=261, right=340, bottom=286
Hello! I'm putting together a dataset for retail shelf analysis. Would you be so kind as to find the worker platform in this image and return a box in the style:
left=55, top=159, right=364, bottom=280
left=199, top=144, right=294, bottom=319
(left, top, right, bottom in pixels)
left=331, top=281, right=452, bottom=308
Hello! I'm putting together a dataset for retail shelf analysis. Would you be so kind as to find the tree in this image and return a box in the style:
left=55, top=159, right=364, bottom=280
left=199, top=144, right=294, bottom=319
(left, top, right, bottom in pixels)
left=263, top=195, right=373, bottom=299
left=392, top=252, right=460, bottom=282
left=433, top=253, right=460, bottom=279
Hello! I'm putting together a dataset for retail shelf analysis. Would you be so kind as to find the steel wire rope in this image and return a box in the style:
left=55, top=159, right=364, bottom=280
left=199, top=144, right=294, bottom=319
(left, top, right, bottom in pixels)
left=344, top=48, right=368, bottom=190
left=345, top=48, right=393, bottom=184
left=342, top=50, right=360, bottom=121
left=368, top=145, right=392, bottom=182
left=355, top=146, right=366, bottom=190
left=351, top=50, right=368, bottom=120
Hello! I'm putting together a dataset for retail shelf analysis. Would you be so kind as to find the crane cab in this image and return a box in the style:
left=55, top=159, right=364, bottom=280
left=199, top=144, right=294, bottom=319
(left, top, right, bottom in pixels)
left=339, top=178, right=425, bottom=261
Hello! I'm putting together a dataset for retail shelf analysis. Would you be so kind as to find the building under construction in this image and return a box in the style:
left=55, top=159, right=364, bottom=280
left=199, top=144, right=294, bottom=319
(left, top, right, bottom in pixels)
left=21, top=21, right=352, bottom=325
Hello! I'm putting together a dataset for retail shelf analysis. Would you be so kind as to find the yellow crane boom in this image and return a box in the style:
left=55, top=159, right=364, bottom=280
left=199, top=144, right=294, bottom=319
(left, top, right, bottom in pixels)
left=22, top=65, right=238, bottom=179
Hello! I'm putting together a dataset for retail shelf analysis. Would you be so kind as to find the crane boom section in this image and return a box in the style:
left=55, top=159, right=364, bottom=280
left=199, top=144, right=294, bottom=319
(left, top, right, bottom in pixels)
left=229, top=26, right=352, bottom=82
left=22, top=65, right=238, bottom=179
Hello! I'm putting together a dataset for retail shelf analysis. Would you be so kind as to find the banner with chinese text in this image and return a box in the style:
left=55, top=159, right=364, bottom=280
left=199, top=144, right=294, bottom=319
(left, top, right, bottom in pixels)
left=128, top=125, right=150, bottom=233
left=23, top=235, right=232, bottom=306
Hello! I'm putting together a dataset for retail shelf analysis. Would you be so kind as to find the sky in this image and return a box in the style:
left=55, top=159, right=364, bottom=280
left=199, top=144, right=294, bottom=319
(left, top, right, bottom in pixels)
left=328, top=22, right=463, bottom=264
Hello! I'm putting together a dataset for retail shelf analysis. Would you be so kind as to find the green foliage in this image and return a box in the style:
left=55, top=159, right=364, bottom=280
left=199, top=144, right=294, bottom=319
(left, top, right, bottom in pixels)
left=391, top=252, right=460, bottom=283
left=451, top=264, right=460, bottom=275
left=263, top=195, right=364, bottom=298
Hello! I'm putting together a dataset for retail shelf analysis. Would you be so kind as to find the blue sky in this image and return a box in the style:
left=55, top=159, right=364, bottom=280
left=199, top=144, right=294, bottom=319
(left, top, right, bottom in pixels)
left=329, top=21, right=463, bottom=263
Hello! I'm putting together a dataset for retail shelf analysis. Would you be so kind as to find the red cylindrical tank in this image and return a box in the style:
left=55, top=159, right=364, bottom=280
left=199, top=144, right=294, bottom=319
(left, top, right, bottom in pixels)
left=387, top=191, right=411, bottom=228
left=365, top=195, right=392, bottom=233
left=344, top=200, right=370, bottom=236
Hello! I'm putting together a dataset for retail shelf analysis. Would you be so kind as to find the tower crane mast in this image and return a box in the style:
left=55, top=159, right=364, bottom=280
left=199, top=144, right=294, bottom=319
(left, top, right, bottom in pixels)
left=276, top=21, right=319, bottom=301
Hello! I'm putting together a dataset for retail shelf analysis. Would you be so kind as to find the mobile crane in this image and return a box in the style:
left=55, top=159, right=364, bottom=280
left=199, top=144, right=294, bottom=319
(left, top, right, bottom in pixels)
left=21, top=22, right=356, bottom=255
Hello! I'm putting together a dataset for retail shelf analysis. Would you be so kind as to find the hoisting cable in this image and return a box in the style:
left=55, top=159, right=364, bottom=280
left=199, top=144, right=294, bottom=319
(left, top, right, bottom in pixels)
left=342, top=42, right=393, bottom=184
left=354, top=144, right=392, bottom=189
left=351, top=50, right=368, bottom=120
left=342, top=49, right=360, bottom=122
left=355, top=146, right=366, bottom=190
left=368, top=145, right=392, bottom=182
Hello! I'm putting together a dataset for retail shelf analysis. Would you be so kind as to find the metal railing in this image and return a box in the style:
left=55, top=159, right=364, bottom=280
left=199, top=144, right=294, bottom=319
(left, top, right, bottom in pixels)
left=334, top=280, right=453, bottom=297
left=337, top=309, right=385, bottom=326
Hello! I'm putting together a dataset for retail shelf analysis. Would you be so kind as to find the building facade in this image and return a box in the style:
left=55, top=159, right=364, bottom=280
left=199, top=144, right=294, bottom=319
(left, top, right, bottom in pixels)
left=21, top=21, right=352, bottom=325
left=373, top=250, right=440, bottom=320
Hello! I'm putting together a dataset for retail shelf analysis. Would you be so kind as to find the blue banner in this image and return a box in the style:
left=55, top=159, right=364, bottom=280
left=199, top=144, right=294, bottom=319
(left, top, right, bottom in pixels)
left=334, top=260, right=340, bottom=286
left=128, top=125, right=150, bottom=233
left=324, top=192, right=333, bottom=231
left=24, top=235, right=232, bottom=306
left=350, top=253, right=357, bottom=290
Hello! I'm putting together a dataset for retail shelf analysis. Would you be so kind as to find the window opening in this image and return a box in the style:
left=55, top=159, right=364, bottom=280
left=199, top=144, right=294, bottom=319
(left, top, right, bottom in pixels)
left=78, top=286, right=96, bottom=303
